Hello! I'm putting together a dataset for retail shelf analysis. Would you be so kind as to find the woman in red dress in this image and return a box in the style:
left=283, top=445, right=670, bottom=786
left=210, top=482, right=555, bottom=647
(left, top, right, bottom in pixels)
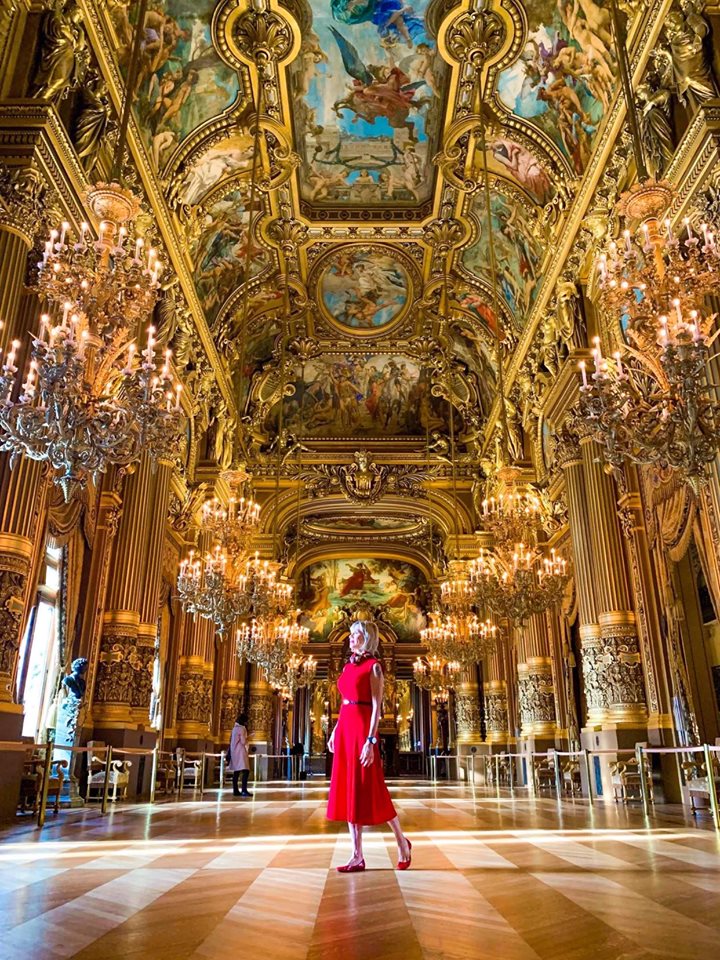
left=327, top=619, right=412, bottom=872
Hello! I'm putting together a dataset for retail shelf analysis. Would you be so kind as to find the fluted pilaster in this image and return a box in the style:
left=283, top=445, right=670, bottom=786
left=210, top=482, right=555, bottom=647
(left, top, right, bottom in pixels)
left=483, top=648, right=509, bottom=743
left=248, top=667, right=275, bottom=747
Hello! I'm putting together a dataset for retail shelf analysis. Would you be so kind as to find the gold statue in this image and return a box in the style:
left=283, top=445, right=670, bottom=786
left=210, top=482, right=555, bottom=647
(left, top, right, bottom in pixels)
left=663, top=0, right=718, bottom=110
left=73, top=72, right=114, bottom=174
left=30, top=0, right=88, bottom=102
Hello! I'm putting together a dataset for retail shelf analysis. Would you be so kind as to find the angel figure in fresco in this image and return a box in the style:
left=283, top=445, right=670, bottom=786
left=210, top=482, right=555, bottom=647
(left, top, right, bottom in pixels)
left=331, top=0, right=425, bottom=49
left=339, top=562, right=379, bottom=597
left=330, top=27, right=429, bottom=139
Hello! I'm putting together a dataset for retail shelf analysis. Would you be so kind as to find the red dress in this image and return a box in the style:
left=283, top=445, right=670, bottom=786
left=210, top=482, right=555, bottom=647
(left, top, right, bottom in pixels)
left=326, top=656, right=397, bottom=826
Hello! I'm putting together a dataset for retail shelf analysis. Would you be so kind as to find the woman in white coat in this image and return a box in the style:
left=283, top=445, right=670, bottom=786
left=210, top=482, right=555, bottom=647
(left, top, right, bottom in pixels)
left=229, top=712, right=251, bottom=797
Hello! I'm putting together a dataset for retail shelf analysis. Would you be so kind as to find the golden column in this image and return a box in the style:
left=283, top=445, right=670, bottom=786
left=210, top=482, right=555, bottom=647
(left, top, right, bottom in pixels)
left=136, top=460, right=173, bottom=723
left=515, top=614, right=558, bottom=742
left=556, top=427, right=606, bottom=723
left=92, top=454, right=163, bottom=732
left=454, top=665, right=483, bottom=746
left=248, top=665, right=275, bottom=750
left=176, top=614, right=214, bottom=745
left=580, top=434, right=647, bottom=726
left=0, top=166, right=46, bottom=705
left=483, top=648, right=510, bottom=747
left=219, top=631, right=244, bottom=745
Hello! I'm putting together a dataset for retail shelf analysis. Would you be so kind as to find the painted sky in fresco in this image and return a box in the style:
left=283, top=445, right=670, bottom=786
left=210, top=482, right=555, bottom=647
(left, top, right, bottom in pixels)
left=319, top=247, right=409, bottom=330
left=298, top=558, right=429, bottom=640
left=290, top=0, right=445, bottom=209
left=497, top=0, right=615, bottom=174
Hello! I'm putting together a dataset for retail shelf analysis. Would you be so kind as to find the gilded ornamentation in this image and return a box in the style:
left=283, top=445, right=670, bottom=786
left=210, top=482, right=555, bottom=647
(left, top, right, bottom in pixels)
left=73, top=70, right=116, bottom=174
left=304, top=452, right=435, bottom=504
left=248, top=690, right=275, bottom=743
left=445, top=5, right=505, bottom=70
left=484, top=688, right=508, bottom=737
left=662, top=0, right=718, bottom=110
left=30, top=0, right=89, bottom=102
left=581, top=634, right=646, bottom=715
left=0, top=162, right=45, bottom=243
left=0, top=562, right=27, bottom=681
left=177, top=669, right=213, bottom=725
left=94, top=636, right=155, bottom=709
left=454, top=692, right=483, bottom=741
left=518, top=669, right=556, bottom=728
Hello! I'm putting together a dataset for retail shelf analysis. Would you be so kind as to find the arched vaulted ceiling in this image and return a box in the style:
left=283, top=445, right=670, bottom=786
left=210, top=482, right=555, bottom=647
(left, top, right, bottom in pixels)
left=100, top=0, right=634, bottom=601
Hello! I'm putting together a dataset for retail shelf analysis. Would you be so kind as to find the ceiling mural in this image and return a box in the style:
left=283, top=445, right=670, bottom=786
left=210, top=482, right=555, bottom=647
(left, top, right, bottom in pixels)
left=289, top=0, right=447, bottom=216
left=317, top=245, right=411, bottom=334
left=460, top=188, right=546, bottom=325
left=304, top=515, right=427, bottom=534
left=262, top=353, right=449, bottom=440
left=496, top=0, right=616, bottom=174
left=298, top=558, right=430, bottom=640
left=484, top=133, right=556, bottom=206
left=175, top=133, right=254, bottom=205
left=190, top=185, right=271, bottom=327
left=127, top=0, right=243, bottom=172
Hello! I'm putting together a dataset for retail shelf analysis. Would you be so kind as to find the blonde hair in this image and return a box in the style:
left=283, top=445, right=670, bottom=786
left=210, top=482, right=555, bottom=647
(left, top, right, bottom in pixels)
left=349, top=619, right=379, bottom=656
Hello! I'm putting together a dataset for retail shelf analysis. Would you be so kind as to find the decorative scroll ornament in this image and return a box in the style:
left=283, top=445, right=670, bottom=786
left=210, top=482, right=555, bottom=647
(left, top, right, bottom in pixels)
left=305, top=451, right=434, bottom=504
left=0, top=162, right=45, bottom=243
left=445, top=4, right=505, bottom=68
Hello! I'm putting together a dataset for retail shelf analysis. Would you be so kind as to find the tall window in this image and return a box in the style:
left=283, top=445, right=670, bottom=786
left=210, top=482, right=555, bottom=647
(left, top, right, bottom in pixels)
left=17, top=545, right=63, bottom=741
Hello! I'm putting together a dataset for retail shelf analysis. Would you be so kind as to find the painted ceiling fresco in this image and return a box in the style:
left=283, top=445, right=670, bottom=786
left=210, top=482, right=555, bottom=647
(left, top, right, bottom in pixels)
left=318, top=246, right=410, bottom=333
left=264, top=354, right=448, bottom=439
left=289, top=0, right=446, bottom=212
left=127, top=0, right=242, bottom=173
left=496, top=0, right=616, bottom=174
left=460, top=190, right=546, bottom=326
left=298, top=558, right=430, bottom=640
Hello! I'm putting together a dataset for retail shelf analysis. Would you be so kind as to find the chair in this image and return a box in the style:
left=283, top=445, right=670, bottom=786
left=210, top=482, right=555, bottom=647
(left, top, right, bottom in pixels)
left=534, top=757, right=556, bottom=792
left=85, top=743, right=132, bottom=802
left=181, top=759, right=201, bottom=789
left=610, top=756, right=653, bottom=804
left=154, top=755, right=178, bottom=796
left=682, top=756, right=720, bottom=816
left=562, top=759, right=582, bottom=797
left=18, top=754, right=68, bottom=815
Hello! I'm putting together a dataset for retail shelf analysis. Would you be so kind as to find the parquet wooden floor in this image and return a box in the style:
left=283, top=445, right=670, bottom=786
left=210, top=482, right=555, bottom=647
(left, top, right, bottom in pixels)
left=1, top=781, right=719, bottom=960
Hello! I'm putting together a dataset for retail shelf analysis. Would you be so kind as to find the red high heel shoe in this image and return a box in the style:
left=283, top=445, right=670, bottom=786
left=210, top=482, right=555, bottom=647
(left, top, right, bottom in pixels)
left=337, top=859, right=366, bottom=873
left=397, top=840, right=412, bottom=871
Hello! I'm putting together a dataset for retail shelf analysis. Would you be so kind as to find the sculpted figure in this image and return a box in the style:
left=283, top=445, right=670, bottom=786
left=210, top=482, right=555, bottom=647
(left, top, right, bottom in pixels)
left=30, top=0, right=88, bottom=101
left=663, top=0, right=718, bottom=109
left=74, top=72, right=114, bottom=173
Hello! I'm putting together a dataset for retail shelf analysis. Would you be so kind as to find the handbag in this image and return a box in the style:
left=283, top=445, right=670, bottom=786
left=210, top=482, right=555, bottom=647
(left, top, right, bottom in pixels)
left=225, top=745, right=232, bottom=765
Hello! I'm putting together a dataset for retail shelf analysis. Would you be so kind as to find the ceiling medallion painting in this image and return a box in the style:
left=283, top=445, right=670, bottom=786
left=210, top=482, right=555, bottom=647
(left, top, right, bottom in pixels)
left=304, top=515, right=427, bottom=536
left=496, top=0, right=616, bottom=174
left=290, top=0, right=447, bottom=218
left=317, top=245, right=411, bottom=334
left=299, top=558, right=430, bottom=640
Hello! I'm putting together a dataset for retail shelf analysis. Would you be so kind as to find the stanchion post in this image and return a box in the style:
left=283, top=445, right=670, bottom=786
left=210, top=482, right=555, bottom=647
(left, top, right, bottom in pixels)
left=37, top=742, right=53, bottom=829
left=636, top=744, right=650, bottom=818
left=553, top=751, right=562, bottom=803
left=101, top=746, right=113, bottom=815
left=150, top=747, right=158, bottom=805
left=220, top=751, right=226, bottom=789
left=431, top=753, right=437, bottom=784
left=584, top=749, right=594, bottom=805
left=494, top=753, right=500, bottom=796
left=528, top=752, right=536, bottom=797
left=508, top=754, right=514, bottom=792
left=199, top=754, right=206, bottom=797
left=703, top=743, right=719, bottom=831
left=252, top=753, right=258, bottom=783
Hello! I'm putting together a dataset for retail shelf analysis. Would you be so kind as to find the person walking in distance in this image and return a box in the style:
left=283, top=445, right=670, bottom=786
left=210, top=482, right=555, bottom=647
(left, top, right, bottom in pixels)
left=229, top=712, right=251, bottom=797
left=327, top=619, right=412, bottom=871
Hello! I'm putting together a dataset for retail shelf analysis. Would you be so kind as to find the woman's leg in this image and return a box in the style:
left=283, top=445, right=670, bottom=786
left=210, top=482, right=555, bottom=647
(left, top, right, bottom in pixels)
left=241, top=770, right=252, bottom=796
left=387, top=815, right=410, bottom=860
left=346, top=821, right=364, bottom=864
left=232, top=771, right=240, bottom=796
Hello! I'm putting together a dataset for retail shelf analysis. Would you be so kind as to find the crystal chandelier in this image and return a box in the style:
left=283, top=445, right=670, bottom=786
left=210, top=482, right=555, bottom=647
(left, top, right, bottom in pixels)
left=479, top=466, right=543, bottom=547
left=433, top=614, right=499, bottom=666
left=240, top=551, right=294, bottom=621
left=0, top=189, right=183, bottom=501
left=439, top=560, right=475, bottom=619
left=201, top=464, right=260, bottom=563
left=177, top=545, right=252, bottom=636
left=579, top=216, right=720, bottom=487
left=413, top=654, right=460, bottom=695
left=576, top=0, right=720, bottom=488
left=469, top=543, right=567, bottom=623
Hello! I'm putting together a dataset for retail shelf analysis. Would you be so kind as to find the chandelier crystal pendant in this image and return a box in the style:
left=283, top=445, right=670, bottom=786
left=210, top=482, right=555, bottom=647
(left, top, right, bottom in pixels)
left=239, top=552, right=294, bottom=622
left=177, top=545, right=252, bottom=636
left=0, top=187, right=183, bottom=501
left=439, top=559, right=475, bottom=619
